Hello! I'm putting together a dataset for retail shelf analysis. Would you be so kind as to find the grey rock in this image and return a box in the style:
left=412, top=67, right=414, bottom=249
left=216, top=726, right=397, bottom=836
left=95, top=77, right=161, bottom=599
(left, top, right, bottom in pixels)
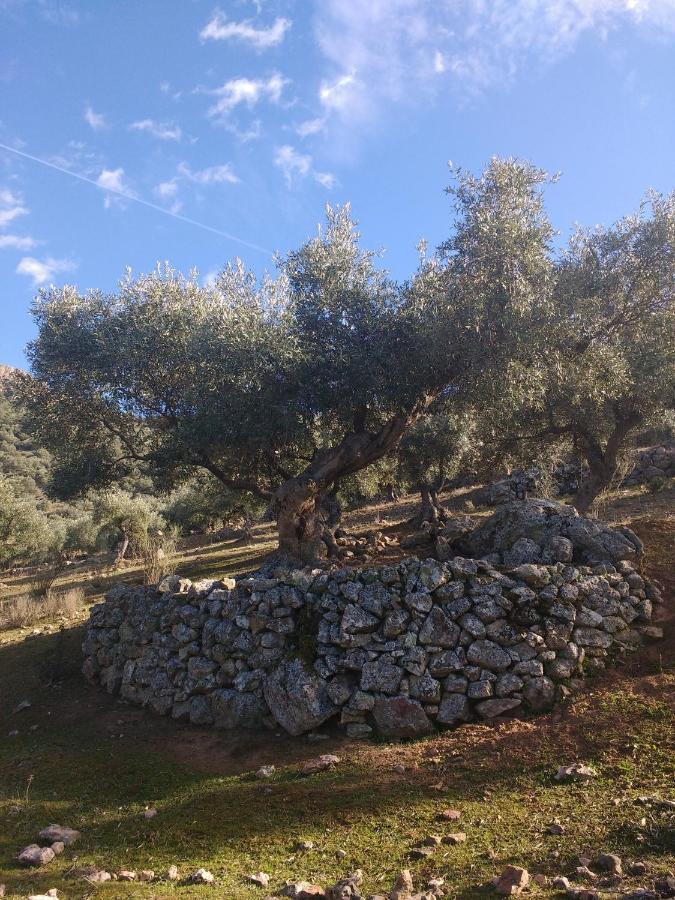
left=212, top=689, right=269, bottom=730
left=371, top=696, right=434, bottom=739
left=466, top=639, right=512, bottom=672
left=341, top=604, right=380, bottom=634
left=360, top=657, right=403, bottom=695
left=264, top=659, right=338, bottom=736
left=436, top=693, right=471, bottom=725
left=418, top=607, right=460, bottom=647
left=476, top=697, right=521, bottom=718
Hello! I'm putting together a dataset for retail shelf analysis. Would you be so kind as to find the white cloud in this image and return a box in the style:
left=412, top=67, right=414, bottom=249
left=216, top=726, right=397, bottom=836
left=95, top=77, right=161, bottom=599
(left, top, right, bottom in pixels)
left=155, top=180, right=179, bottom=198
left=16, top=255, right=76, bottom=286
left=154, top=179, right=182, bottom=213
left=295, top=117, right=326, bottom=138
left=200, top=11, right=291, bottom=49
left=314, top=171, right=336, bottom=189
left=0, top=234, right=37, bottom=250
left=130, top=119, right=182, bottom=141
left=96, top=167, right=136, bottom=208
left=177, top=161, right=239, bottom=185
left=313, top=0, right=675, bottom=123
left=207, top=73, right=287, bottom=118
left=274, top=145, right=335, bottom=189
left=0, top=187, right=28, bottom=228
left=84, top=105, right=107, bottom=130
left=319, top=71, right=358, bottom=112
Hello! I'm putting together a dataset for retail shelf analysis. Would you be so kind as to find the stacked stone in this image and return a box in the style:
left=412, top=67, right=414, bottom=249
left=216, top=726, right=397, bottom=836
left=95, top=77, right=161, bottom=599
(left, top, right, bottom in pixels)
left=82, top=554, right=661, bottom=740
left=623, top=444, right=675, bottom=486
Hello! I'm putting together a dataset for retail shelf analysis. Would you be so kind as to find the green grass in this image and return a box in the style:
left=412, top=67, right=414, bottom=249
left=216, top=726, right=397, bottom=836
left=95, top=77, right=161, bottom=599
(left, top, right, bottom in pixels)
left=0, top=624, right=673, bottom=899
left=0, top=501, right=673, bottom=899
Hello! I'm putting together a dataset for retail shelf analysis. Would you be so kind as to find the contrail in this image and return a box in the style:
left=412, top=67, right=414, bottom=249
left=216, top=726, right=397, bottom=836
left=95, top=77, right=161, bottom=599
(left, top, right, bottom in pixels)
left=0, top=140, right=272, bottom=257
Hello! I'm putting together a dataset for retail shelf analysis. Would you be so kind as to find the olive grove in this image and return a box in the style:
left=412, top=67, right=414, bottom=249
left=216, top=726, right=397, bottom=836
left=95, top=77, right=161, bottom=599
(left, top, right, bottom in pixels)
left=20, top=159, right=675, bottom=561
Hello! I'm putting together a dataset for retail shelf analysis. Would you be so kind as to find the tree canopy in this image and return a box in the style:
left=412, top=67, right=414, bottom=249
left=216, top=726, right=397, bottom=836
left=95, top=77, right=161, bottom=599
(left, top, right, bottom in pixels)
left=20, top=158, right=674, bottom=558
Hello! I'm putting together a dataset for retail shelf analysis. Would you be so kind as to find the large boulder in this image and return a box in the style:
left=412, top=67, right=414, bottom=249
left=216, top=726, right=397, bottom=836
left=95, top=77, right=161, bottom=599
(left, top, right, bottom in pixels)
left=371, top=696, right=434, bottom=739
left=263, top=659, right=338, bottom=736
left=211, top=689, right=271, bottom=730
left=457, top=498, right=642, bottom=565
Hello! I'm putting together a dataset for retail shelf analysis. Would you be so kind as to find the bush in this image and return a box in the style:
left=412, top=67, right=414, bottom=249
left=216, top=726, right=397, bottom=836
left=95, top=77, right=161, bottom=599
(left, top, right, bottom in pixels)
left=0, top=477, right=64, bottom=569
left=0, top=586, right=84, bottom=630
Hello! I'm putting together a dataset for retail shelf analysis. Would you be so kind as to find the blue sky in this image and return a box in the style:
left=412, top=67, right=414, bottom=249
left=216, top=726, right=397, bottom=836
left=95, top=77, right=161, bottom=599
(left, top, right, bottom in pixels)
left=1, top=0, right=674, bottom=368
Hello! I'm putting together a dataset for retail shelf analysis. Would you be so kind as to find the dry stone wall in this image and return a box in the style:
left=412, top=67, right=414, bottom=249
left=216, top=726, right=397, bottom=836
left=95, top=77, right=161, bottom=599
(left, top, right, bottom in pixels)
left=82, top=552, right=661, bottom=740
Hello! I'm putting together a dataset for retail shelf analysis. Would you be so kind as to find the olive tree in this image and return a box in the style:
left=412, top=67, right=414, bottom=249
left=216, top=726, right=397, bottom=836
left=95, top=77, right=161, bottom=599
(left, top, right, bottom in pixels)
left=397, top=410, right=474, bottom=524
left=22, top=159, right=559, bottom=561
left=491, top=191, right=675, bottom=513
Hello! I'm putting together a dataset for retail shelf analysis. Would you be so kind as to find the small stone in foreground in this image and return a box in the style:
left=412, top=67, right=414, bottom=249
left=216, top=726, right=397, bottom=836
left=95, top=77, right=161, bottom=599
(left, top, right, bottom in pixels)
left=248, top=872, right=271, bottom=888
left=138, top=870, right=155, bottom=882
left=442, top=832, right=467, bottom=845
left=144, top=807, right=158, bottom=819
left=390, top=870, right=414, bottom=900
left=294, top=839, right=315, bottom=852
left=301, top=754, right=341, bottom=775
left=50, top=841, right=65, bottom=855
left=281, top=881, right=326, bottom=898
left=421, top=834, right=442, bottom=846
left=438, top=808, right=461, bottom=821
left=189, top=868, right=215, bottom=884
left=409, top=846, right=435, bottom=859
left=83, top=869, right=112, bottom=883
left=38, top=824, right=81, bottom=846
left=595, top=853, right=622, bottom=876
left=495, top=866, right=529, bottom=896
left=118, top=871, right=137, bottom=881
left=257, top=765, right=276, bottom=778
left=575, top=866, right=597, bottom=882
left=552, top=876, right=570, bottom=890
left=17, top=845, right=55, bottom=867
left=554, top=764, right=597, bottom=782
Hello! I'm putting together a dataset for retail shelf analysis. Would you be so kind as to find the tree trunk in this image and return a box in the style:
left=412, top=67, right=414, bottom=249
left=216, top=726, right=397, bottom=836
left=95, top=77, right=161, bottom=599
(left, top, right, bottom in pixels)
left=574, top=467, right=608, bottom=515
left=379, top=481, right=397, bottom=502
left=410, top=480, right=447, bottom=528
left=274, top=413, right=413, bottom=561
left=114, top=529, right=129, bottom=567
left=574, top=415, right=640, bottom=516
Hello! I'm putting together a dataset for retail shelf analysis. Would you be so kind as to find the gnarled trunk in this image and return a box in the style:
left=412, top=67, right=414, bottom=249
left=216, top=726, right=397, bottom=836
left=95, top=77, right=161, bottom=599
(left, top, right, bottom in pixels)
left=274, top=413, right=413, bottom=562
left=574, top=415, right=639, bottom=515
left=411, top=480, right=447, bottom=528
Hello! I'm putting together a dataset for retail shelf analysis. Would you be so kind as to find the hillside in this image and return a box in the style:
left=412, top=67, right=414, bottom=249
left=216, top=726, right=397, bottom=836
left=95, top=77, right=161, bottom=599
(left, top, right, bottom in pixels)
left=0, top=365, right=53, bottom=501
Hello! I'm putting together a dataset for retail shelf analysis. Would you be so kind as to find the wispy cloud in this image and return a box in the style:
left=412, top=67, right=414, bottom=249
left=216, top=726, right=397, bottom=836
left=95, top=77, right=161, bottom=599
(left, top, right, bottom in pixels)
left=0, top=141, right=271, bottom=255
left=16, top=255, right=76, bottom=286
left=274, top=145, right=335, bottom=189
left=177, top=161, right=239, bottom=185
left=96, top=167, right=136, bottom=208
left=84, top=104, right=107, bottom=131
left=295, top=117, right=326, bottom=138
left=200, top=11, right=291, bottom=49
left=130, top=119, right=182, bottom=141
left=0, top=187, right=28, bottom=227
left=206, top=73, right=288, bottom=118
left=313, top=0, right=675, bottom=125
left=319, top=71, right=358, bottom=112
left=0, top=233, right=37, bottom=249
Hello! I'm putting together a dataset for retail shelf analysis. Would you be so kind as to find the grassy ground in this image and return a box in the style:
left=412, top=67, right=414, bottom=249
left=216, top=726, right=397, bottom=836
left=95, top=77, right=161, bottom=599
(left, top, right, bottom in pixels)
left=0, top=488, right=673, bottom=899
